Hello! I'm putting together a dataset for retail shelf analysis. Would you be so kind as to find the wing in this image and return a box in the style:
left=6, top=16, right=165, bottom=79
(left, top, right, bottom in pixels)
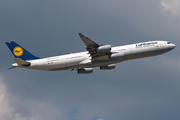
left=79, top=33, right=99, bottom=48
left=79, top=33, right=112, bottom=62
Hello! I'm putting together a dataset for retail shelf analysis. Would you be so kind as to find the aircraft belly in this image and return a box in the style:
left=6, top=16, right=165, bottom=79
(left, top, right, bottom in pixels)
left=49, top=59, right=124, bottom=71
left=126, top=46, right=159, bottom=60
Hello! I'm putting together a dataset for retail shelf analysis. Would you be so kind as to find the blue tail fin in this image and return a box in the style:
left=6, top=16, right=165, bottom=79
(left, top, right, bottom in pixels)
left=5, top=41, right=40, bottom=61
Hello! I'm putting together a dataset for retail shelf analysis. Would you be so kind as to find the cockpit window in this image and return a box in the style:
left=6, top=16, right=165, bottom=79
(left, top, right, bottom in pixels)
left=167, top=42, right=171, bottom=44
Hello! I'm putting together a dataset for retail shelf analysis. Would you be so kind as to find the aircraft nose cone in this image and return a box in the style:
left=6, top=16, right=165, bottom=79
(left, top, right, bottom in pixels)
left=172, top=44, right=176, bottom=48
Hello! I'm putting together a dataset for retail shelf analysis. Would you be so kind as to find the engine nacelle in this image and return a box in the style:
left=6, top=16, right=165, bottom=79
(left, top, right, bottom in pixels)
left=96, top=45, right=111, bottom=52
left=78, top=68, right=93, bottom=74
left=100, top=64, right=115, bottom=70
left=110, top=52, right=124, bottom=59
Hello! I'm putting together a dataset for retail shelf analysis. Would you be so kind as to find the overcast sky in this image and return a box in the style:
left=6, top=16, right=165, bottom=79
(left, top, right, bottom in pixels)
left=0, top=0, right=180, bottom=120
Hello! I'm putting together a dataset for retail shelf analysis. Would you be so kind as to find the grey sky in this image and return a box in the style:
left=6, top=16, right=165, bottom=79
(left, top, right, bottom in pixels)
left=0, top=0, right=180, bottom=120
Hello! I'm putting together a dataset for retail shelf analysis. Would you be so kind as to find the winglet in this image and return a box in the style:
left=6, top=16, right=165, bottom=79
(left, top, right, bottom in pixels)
left=79, top=33, right=85, bottom=38
left=7, top=66, right=17, bottom=70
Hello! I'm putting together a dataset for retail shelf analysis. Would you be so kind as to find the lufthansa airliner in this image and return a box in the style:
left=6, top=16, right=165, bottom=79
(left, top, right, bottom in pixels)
left=6, top=33, right=176, bottom=74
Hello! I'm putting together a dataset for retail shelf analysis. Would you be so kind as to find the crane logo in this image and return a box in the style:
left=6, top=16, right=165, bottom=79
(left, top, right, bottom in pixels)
left=13, top=47, right=23, bottom=57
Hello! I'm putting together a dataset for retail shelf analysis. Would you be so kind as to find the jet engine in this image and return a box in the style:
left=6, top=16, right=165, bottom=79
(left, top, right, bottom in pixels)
left=100, top=64, right=115, bottom=70
left=109, top=52, right=124, bottom=59
left=78, top=68, right=93, bottom=74
left=96, top=45, right=111, bottom=52
left=92, top=52, right=125, bottom=61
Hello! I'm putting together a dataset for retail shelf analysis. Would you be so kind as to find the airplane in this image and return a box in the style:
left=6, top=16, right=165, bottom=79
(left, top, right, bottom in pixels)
left=6, top=33, right=176, bottom=74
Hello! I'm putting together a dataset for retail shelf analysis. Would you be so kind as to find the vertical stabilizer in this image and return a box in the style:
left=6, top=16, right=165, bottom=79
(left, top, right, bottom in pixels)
left=5, top=41, right=39, bottom=60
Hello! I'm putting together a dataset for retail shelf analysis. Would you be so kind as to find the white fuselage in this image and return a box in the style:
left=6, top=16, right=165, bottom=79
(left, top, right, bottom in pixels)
left=12, top=41, right=176, bottom=71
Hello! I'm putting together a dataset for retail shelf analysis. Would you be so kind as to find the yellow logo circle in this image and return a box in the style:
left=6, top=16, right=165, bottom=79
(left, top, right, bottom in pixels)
left=13, top=47, right=23, bottom=57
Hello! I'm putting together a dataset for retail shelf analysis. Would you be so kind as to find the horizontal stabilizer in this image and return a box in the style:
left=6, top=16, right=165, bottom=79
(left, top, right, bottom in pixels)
left=7, top=66, right=18, bottom=70
left=14, top=58, right=31, bottom=66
